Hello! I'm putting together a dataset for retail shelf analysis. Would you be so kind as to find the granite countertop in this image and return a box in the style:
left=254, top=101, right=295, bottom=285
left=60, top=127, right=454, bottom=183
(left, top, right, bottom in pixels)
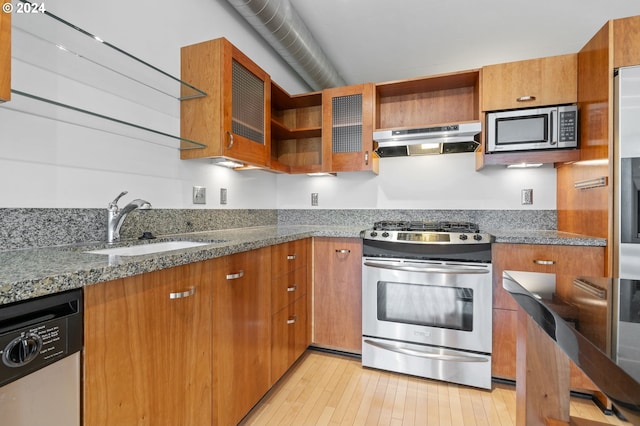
left=489, top=229, right=607, bottom=246
left=0, top=225, right=364, bottom=306
left=0, top=226, right=605, bottom=306
left=503, top=271, right=640, bottom=424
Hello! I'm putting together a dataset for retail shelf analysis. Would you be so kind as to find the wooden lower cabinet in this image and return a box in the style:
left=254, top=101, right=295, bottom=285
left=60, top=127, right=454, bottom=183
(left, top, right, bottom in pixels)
left=212, top=247, right=272, bottom=426
left=312, top=237, right=362, bottom=353
left=83, top=261, right=213, bottom=426
left=271, top=296, right=308, bottom=382
left=271, top=239, right=311, bottom=384
left=492, top=243, right=605, bottom=392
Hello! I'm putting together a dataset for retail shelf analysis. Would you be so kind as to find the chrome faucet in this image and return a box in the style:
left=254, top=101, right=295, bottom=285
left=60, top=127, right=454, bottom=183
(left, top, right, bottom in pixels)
left=107, top=191, right=152, bottom=243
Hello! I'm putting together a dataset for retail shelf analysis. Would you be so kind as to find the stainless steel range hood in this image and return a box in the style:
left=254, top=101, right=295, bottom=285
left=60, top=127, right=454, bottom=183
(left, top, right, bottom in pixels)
left=374, top=122, right=482, bottom=157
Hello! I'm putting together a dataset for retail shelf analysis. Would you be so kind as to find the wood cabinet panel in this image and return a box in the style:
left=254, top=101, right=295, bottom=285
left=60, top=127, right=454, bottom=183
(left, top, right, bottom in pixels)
left=322, top=84, right=378, bottom=173
left=180, top=37, right=271, bottom=167
left=614, top=15, right=640, bottom=68
left=212, top=248, right=271, bottom=426
left=271, top=296, right=308, bottom=383
left=272, top=266, right=307, bottom=315
left=492, top=308, right=518, bottom=379
left=0, top=11, right=10, bottom=102
left=84, top=262, right=212, bottom=426
left=313, top=237, right=362, bottom=353
left=375, top=70, right=480, bottom=129
left=271, top=238, right=308, bottom=278
left=492, top=243, right=605, bottom=388
left=482, top=54, right=577, bottom=111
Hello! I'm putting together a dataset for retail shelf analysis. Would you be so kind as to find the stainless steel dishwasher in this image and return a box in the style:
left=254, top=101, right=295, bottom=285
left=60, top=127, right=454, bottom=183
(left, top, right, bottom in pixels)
left=0, top=289, right=82, bottom=426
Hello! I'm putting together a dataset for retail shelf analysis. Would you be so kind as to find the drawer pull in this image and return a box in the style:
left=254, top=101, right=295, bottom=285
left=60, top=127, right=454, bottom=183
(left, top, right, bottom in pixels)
left=336, top=249, right=351, bottom=254
left=287, top=285, right=298, bottom=292
left=287, top=254, right=297, bottom=260
left=169, top=287, right=196, bottom=299
left=516, top=95, right=536, bottom=102
left=287, top=315, right=298, bottom=325
left=226, top=270, right=245, bottom=280
left=533, top=259, right=555, bottom=265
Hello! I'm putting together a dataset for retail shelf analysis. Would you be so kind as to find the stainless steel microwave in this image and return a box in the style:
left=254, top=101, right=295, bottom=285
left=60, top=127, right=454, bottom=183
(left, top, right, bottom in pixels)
left=486, top=105, right=578, bottom=153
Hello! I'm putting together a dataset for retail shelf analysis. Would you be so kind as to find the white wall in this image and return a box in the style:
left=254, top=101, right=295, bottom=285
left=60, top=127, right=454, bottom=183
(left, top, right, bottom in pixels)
left=276, top=153, right=557, bottom=209
left=0, top=0, right=557, bottom=211
left=0, top=0, right=308, bottom=209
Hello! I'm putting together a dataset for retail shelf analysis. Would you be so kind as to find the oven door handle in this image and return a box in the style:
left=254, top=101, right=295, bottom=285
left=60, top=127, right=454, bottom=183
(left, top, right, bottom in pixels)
left=363, top=339, right=488, bottom=363
left=363, top=261, right=490, bottom=274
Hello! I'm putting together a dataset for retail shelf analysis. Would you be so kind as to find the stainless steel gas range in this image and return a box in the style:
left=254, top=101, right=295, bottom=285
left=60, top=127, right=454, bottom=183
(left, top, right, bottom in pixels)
left=361, top=221, right=494, bottom=389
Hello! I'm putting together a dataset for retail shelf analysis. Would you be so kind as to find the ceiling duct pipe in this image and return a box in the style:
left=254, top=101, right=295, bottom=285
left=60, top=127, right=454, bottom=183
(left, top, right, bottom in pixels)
left=226, top=0, right=346, bottom=91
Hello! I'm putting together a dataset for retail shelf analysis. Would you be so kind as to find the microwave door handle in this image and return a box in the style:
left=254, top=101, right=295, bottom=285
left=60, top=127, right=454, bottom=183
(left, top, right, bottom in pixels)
left=363, top=261, right=490, bottom=274
left=550, top=109, right=558, bottom=145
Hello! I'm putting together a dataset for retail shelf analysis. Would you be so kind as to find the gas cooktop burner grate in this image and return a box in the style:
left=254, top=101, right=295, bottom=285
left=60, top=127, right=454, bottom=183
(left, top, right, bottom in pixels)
left=372, top=220, right=480, bottom=233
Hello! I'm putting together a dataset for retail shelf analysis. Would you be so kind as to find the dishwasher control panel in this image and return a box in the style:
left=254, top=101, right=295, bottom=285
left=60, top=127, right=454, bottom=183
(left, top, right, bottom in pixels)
left=0, top=290, right=82, bottom=388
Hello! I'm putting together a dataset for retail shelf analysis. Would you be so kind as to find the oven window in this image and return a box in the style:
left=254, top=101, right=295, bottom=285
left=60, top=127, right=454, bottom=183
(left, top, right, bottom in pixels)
left=496, top=115, right=547, bottom=144
left=377, top=281, right=473, bottom=331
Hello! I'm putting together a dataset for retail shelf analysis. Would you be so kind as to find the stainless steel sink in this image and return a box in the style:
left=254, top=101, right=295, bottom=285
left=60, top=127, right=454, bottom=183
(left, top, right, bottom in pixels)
left=85, top=240, right=213, bottom=256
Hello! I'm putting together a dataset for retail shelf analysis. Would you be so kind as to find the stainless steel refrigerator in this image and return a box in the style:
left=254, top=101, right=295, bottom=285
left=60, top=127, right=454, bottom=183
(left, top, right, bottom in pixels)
left=614, top=65, right=640, bottom=279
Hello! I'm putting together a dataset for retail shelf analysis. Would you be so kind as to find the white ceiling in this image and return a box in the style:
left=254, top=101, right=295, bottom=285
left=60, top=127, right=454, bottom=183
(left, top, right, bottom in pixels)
left=288, top=0, right=640, bottom=86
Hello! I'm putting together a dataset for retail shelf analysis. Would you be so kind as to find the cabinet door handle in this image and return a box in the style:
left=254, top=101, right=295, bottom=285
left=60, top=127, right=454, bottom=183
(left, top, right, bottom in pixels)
left=336, top=249, right=351, bottom=254
left=169, top=287, right=196, bottom=299
left=516, top=95, right=536, bottom=102
left=287, top=254, right=297, bottom=260
left=226, top=270, right=244, bottom=280
left=287, top=315, right=298, bottom=325
left=287, top=285, right=298, bottom=292
left=226, top=131, right=234, bottom=150
left=533, top=259, right=555, bottom=265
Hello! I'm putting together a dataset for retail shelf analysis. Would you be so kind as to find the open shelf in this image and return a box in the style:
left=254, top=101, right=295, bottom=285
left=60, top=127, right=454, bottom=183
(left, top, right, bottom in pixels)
left=6, top=0, right=207, bottom=149
left=4, top=90, right=206, bottom=149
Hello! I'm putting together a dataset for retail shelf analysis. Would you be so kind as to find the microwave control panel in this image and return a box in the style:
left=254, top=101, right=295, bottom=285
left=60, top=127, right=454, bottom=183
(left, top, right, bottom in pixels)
left=559, top=109, right=577, bottom=143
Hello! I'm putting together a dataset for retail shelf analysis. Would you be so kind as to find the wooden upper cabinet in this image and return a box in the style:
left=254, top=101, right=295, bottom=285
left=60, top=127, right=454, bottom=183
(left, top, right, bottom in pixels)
left=0, top=11, right=10, bottom=102
left=180, top=37, right=271, bottom=167
left=322, top=83, right=378, bottom=173
left=482, top=53, right=578, bottom=111
left=271, top=83, right=323, bottom=173
left=375, top=70, right=481, bottom=129
left=614, top=15, right=640, bottom=68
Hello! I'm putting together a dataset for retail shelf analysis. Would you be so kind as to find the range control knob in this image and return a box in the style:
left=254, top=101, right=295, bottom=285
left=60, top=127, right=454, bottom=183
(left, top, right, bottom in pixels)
left=459, top=234, right=468, bottom=241
left=370, top=231, right=378, bottom=237
left=3, top=333, right=42, bottom=368
left=473, top=234, right=483, bottom=241
left=381, top=232, right=390, bottom=238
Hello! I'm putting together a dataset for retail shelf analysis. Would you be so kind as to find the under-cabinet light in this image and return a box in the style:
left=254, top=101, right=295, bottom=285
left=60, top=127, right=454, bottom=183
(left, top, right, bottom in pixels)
left=506, top=163, right=543, bottom=169
left=211, top=158, right=244, bottom=169
left=306, top=173, right=337, bottom=177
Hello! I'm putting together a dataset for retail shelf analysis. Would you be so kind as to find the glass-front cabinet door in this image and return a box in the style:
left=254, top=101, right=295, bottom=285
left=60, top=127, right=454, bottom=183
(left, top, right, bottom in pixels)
left=322, top=83, right=377, bottom=173
left=181, top=37, right=271, bottom=167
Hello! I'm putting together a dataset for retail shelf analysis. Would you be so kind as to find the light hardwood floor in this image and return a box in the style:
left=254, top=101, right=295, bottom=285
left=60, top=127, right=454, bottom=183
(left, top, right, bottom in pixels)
left=241, top=350, right=627, bottom=426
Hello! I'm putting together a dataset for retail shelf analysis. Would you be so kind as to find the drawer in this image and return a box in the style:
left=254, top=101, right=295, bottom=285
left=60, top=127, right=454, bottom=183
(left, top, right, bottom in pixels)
left=271, top=239, right=308, bottom=277
left=271, top=267, right=306, bottom=314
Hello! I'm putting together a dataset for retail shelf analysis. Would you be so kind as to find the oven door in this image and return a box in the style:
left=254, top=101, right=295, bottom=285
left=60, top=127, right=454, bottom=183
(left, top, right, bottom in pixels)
left=362, top=257, right=492, bottom=354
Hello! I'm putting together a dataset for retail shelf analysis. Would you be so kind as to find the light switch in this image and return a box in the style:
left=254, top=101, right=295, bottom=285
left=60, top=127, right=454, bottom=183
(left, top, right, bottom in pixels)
left=193, top=186, right=206, bottom=204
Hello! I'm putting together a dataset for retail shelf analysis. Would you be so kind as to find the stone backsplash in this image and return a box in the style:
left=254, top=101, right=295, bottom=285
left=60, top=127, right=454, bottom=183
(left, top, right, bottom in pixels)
left=0, top=208, right=556, bottom=251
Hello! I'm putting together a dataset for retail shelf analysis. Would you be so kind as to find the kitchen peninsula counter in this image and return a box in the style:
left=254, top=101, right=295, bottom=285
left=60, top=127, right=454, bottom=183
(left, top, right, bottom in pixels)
left=0, top=226, right=605, bottom=306
left=504, top=270, right=640, bottom=425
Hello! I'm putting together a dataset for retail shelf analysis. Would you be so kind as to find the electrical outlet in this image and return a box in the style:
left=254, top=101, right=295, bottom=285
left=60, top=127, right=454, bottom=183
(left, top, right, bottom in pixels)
left=193, top=186, right=206, bottom=204
left=521, top=188, right=533, bottom=205
left=220, top=188, right=227, bottom=205
left=311, top=193, right=318, bottom=206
